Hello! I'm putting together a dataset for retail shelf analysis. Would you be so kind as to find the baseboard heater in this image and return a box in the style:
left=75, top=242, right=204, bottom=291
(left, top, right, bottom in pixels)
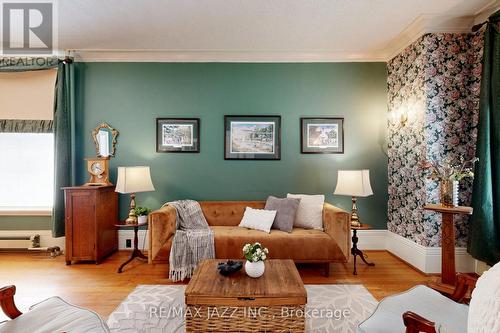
left=0, top=234, right=62, bottom=257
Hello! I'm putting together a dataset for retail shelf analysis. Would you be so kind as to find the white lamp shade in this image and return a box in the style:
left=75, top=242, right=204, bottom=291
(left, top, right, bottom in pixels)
left=334, top=170, right=373, bottom=197
left=115, top=166, right=155, bottom=194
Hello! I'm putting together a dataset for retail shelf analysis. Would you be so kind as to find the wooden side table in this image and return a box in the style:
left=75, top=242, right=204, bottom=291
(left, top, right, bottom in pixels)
left=424, top=204, right=473, bottom=291
left=351, top=224, right=375, bottom=275
left=114, top=220, right=148, bottom=273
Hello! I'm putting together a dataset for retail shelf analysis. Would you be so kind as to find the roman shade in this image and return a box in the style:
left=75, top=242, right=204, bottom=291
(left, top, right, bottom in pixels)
left=0, top=69, right=57, bottom=133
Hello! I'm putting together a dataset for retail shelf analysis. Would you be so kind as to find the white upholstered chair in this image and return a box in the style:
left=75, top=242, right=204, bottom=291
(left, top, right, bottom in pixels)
left=0, top=285, right=110, bottom=333
left=357, top=262, right=500, bottom=333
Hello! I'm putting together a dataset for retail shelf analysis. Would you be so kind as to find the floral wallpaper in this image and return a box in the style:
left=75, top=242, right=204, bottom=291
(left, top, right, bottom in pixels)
left=387, top=30, right=484, bottom=247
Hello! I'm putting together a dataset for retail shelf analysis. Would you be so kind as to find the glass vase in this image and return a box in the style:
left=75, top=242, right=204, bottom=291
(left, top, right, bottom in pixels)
left=440, top=180, right=459, bottom=207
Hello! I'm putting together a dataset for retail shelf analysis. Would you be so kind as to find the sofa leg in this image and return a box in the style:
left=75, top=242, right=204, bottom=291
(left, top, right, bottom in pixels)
left=324, top=263, right=330, bottom=277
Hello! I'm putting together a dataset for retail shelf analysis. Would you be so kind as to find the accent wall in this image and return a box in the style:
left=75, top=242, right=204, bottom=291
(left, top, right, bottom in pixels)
left=1, top=63, right=389, bottom=230
left=387, top=31, right=484, bottom=247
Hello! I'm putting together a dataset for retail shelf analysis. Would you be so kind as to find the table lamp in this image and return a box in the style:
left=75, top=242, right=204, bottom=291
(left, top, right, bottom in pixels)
left=115, top=166, right=155, bottom=224
left=334, top=170, right=373, bottom=227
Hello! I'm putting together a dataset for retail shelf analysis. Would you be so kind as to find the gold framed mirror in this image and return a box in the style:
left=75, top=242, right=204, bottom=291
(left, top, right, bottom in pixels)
left=92, top=122, right=119, bottom=157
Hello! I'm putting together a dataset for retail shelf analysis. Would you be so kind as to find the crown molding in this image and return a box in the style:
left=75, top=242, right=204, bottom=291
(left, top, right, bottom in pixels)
left=70, top=11, right=487, bottom=63
left=72, top=49, right=387, bottom=63
left=474, top=0, right=500, bottom=24
left=383, top=14, right=475, bottom=61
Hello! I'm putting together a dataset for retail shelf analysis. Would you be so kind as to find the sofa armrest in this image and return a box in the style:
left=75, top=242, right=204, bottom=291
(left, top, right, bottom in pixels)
left=323, top=203, right=351, bottom=262
left=148, top=205, right=177, bottom=264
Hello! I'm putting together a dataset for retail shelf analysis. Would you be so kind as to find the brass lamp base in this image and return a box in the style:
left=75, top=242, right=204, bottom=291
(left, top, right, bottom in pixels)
left=125, top=193, right=137, bottom=224
left=350, top=196, right=361, bottom=227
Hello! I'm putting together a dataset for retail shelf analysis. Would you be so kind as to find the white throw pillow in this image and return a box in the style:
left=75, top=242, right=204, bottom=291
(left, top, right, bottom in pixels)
left=287, top=194, right=325, bottom=230
left=238, top=207, right=277, bottom=233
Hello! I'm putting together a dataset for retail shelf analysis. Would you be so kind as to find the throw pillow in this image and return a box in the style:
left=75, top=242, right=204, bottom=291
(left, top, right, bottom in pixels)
left=238, top=207, right=277, bottom=233
left=264, top=196, right=301, bottom=233
left=287, top=193, right=325, bottom=230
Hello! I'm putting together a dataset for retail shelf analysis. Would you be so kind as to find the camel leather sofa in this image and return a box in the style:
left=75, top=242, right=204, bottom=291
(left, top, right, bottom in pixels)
left=148, top=201, right=351, bottom=275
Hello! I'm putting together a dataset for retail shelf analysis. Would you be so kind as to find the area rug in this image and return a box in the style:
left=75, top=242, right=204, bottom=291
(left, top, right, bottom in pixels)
left=107, top=284, right=377, bottom=333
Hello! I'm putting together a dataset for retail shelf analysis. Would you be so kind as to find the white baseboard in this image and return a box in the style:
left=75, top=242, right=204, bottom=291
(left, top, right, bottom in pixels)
left=0, top=230, right=148, bottom=252
left=474, top=260, right=491, bottom=275
left=355, top=230, right=387, bottom=250
left=386, top=231, right=475, bottom=273
left=0, top=230, right=65, bottom=250
left=118, top=229, right=149, bottom=251
left=1, top=229, right=476, bottom=274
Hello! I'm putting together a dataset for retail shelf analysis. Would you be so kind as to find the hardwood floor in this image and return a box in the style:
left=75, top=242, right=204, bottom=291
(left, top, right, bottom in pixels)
left=0, top=250, right=429, bottom=321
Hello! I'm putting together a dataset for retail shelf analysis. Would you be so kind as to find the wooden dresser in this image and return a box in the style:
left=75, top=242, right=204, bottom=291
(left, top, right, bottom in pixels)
left=63, top=185, right=118, bottom=265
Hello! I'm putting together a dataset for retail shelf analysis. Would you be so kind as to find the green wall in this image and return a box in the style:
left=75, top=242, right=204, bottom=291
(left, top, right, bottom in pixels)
left=0, top=62, right=389, bottom=230
left=0, top=216, right=51, bottom=230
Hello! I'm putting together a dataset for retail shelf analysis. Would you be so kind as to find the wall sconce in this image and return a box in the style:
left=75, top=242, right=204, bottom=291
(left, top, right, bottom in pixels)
left=389, top=108, right=409, bottom=129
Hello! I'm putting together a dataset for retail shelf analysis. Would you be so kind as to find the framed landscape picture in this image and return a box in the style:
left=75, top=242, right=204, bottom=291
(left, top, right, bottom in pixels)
left=301, top=117, right=344, bottom=154
left=224, top=115, right=281, bottom=160
left=156, top=118, right=200, bottom=153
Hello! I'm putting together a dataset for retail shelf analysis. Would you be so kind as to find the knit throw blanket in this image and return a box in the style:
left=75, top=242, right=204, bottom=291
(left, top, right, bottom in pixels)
left=165, top=200, right=215, bottom=282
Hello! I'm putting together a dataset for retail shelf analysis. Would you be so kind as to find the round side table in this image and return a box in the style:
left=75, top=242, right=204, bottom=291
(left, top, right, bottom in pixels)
left=115, top=220, right=148, bottom=273
left=351, top=224, right=375, bottom=275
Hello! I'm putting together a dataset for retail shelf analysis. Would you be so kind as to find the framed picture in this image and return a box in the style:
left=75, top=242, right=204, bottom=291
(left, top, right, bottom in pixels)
left=300, top=117, right=344, bottom=154
left=156, top=118, right=200, bottom=153
left=224, top=115, right=281, bottom=160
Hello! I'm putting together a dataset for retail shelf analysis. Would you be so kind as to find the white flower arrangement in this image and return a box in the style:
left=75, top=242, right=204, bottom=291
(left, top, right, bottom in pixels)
left=242, top=242, right=269, bottom=262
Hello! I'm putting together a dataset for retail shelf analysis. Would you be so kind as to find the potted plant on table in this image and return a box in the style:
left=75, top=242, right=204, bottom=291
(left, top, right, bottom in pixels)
left=243, top=242, right=269, bottom=278
left=134, top=206, right=151, bottom=224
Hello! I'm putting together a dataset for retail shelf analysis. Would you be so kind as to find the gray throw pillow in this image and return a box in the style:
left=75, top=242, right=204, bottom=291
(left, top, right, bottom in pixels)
left=264, top=196, right=301, bottom=233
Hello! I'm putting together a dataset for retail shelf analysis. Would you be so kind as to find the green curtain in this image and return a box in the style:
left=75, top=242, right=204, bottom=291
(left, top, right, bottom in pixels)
left=52, top=61, right=76, bottom=238
left=468, top=11, right=500, bottom=265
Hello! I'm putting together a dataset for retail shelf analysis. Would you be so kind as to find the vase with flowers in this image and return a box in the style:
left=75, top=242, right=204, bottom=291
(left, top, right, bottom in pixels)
left=242, top=242, right=269, bottom=278
left=421, top=156, right=478, bottom=207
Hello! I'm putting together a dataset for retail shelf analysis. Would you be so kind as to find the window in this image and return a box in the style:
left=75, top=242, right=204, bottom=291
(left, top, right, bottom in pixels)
left=0, top=69, right=57, bottom=214
left=0, top=133, right=54, bottom=211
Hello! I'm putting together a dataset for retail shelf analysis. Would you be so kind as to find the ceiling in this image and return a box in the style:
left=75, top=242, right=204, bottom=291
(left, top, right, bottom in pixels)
left=47, top=0, right=500, bottom=61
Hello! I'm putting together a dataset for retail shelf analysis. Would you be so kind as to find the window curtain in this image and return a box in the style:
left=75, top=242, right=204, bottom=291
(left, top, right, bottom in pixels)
left=52, top=61, right=76, bottom=237
left=468, top=11, right=500, bottom=265
left=0, top=57, right=75, bottom=237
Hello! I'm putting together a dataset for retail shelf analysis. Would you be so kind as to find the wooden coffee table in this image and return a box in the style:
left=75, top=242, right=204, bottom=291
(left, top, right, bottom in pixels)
left=185, top=259, right=307, bottom=332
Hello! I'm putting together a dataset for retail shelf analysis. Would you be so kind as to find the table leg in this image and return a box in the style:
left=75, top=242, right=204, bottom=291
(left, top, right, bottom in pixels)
left=117, top=226, right=147, bottom=273
left=118, top=252, right=135, bottom=273
left=352, top=229, right=359, bottom=275
left=351, top=229, right=375, bottom=275
left=441, top=213, right=456, bottom=285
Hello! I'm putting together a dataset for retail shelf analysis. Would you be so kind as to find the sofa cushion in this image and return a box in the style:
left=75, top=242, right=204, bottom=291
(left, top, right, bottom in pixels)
left=238, top=207, right=277, bottom=233
left=287, top=194, right=325, bottom=230
left=0, top=296, right=110, bottom=333
left=264, top=196, right=301, bottom=232
left=212, top=226, right=344, bottom=261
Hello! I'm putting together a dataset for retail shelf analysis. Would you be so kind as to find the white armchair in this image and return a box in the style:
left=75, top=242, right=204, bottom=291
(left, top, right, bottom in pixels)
left=0, top=285, right=110, bottom=333
left=357, top=262, right=500, bottom=333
